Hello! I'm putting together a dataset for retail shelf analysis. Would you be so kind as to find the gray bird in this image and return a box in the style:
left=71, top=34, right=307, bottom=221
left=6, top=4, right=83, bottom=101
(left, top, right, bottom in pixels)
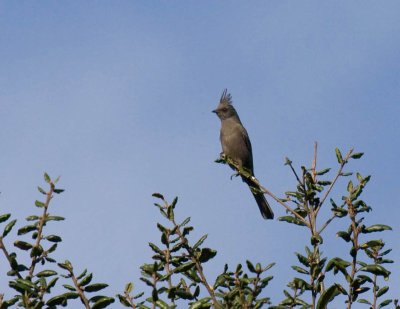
left=213, top=89, right=274, bottom=219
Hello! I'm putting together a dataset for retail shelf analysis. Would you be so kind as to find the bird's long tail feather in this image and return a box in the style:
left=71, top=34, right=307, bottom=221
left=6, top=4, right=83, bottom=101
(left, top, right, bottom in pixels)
left=243, top=177, right=274, bottom=219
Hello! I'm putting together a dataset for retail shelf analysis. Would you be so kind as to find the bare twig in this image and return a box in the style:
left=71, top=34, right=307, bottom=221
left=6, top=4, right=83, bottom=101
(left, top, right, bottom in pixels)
left=317, top=213, right=338, bottom=234
left=312, top=142, right=318, bottom=182
left=286, top=158, right=303, bottom=186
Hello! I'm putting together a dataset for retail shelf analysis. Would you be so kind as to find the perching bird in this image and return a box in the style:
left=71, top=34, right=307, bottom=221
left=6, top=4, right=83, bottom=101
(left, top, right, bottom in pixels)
left=213, top=89, right=274, bottom=219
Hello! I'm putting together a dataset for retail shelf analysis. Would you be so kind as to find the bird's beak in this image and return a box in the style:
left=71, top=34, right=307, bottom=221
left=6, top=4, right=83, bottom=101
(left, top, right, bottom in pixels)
left=212, top=109, right=217, bottom=113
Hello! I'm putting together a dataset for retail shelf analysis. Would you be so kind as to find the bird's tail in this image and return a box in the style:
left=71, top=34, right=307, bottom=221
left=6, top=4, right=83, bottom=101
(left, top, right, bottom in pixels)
left=244, top=178, right=274, bottom=219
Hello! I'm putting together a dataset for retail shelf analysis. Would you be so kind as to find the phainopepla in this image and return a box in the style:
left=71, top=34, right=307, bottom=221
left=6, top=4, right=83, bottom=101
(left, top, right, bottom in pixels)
left=213, top=89, right=274, bottom=219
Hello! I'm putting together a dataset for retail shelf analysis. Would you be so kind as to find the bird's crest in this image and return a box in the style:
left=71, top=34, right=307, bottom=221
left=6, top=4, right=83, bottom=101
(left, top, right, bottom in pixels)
left=220, top=89, right=232, bottom=105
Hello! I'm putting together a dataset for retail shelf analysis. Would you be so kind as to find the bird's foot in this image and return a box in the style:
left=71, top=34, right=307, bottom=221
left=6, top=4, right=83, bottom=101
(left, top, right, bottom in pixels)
left=230, top=172, right=240, bottom=180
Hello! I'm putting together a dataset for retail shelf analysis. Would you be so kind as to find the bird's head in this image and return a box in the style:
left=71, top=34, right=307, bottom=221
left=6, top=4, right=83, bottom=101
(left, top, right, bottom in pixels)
left=212, top=89, right=239, bottom=120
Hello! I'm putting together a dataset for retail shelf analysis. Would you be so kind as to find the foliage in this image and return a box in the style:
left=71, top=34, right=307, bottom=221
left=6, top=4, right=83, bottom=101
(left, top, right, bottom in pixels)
left=0, top=144, right=398, bottom=308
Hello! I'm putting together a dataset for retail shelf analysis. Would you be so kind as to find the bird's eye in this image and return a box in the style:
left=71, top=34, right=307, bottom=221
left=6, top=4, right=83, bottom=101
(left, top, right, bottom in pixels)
left=221, top=107, right=228, bottom=112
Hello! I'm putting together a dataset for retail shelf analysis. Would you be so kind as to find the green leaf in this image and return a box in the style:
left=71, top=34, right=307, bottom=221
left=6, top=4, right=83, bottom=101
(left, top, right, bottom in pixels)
left=316, top=284, right=341, bottom=309
left=188, top=298, right=212, bottom=309
left=63, top=284, right=76, bottom=291
left=38, top=186, right=47, bottom=194
left=9, top=278, right=38, bottom=293
left=46, top=216, right=65, bottom=221
left=167, top=205, right=174, bottom=220
left=117, top=294, right=131, bottom=307
left=335, top=148, right=343, bottom=164
left=311, top=235, right=323, bottom=245
left=362, top=224, right=392, bottom=233
left=325, top=257, right=351, bottom=279
left=263, top=262, right=275, bottom=272
left=152, top=193, right=164, bottom=200
left=336, top=231, right=351, bottom=242
left=44, top=173, right=51, bottom=183
left=342, top=172, right=353, bottom=176
left=31, top=245, right=44, bottom=257
left=358, top=299, right=371, bottom=305
left=0, top=213, right=11, bottom=223
left=18, top=225, right=37, bottom=235
left=173, top=262, right=195, bottom=273
left=379, top=299, right=392, bottom=308
left=79, top=273, right=93, bottom=286
left=26, top=215, right=39, bottom=221
left=193, top=234, right=208, bottom=249
left=361, top=239, right=384, bottom=249
left=292, top=266, right=309, bottom=274
left=36, top=270, right=57, bottom=277
left=35, top=200, right=45, bottom=207
left=351, top=152, right=364, bottom=159
left=53, top=188, right=65, bottom=194
left=46, top=235, right=62, bottom=242
left=199, top=248, right=217, bottom=263
left=84, top=283, right=108, bottom=292
left=47, top=277, right=59, bottom=291
left=3, top=219, right=17, bottom=237
left=295, top=252, right=309, bottom=267
left=149, top=242, right=163, bottom=254
left=125, top=282, right=134, bottom=293
left=14, top=240, right=33, bottom=250
left=316, top=168, right=331, bottom=176
left=360, top=265, right=391, bottom=279
left=278, top=216, right=307, bottom=226
left=246, top=260, right=256, bottom=273
left=180, top=217, right=191, bottom=227
left=347, top=180, right=353, bottom=193
left=58, top=260, right=72, bottom=270
left=46, top=295, right=68, bottom=306
left=317, top=180, right=332, bottom=185
left=376, top=286, right=389, bottom=297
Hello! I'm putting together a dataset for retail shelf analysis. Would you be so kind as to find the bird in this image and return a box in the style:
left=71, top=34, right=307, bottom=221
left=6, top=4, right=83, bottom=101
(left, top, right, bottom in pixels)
left=212, top=89, right=274, bottom=219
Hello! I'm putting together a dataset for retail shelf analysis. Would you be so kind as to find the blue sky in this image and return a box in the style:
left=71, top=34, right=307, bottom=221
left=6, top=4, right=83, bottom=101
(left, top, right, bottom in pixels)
left=1, top=1, right=399, bottom=307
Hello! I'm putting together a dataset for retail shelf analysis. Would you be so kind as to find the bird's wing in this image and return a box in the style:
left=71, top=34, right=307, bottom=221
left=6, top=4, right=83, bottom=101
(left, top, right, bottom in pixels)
left=240, top=127, right=254, bottom=174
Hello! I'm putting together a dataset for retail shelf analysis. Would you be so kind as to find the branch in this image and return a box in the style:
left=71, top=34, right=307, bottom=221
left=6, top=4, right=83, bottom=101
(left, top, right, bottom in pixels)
left=28, top=181, right=55, bottom=278
left=312, top=142, right=317, bottom=182
left=317, top=213, right=337, bottom=234
left=68, top=265, right=91, bottom=309
left=315, top=148, right=354, bottom=215
left=217, top=155, right=310, bottom=227
left=160, top=198, right=222, bottom=309
left=0, top=237, right=23, bottom=279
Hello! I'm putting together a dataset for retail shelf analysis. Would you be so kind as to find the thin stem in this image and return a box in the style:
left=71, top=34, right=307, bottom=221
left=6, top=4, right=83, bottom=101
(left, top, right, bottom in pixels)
left=316, top=148, right=354, bottom=215
left=69, top=266, right=91, bottom=309
left=347, top=199, right=359, bottom=309
left=124, top=291, right=137, bottom=309
left=161, top=198, right=221, bottom=309
left=221, top=155, right=310, bottom=226
left=317, top=213, right=337, bottom=234
left=253, top=178, right=310, bottom=228
left=29, top=181, right=55, bottom=279
left=164, top=234, right=175, bottom=307
left=286, top=158, right=303, bottom=186
left=312, top=142, right=318, bottom=182
left=0, top=237, right=23, bottom=279
left=372, top=274, right=377, bottom=309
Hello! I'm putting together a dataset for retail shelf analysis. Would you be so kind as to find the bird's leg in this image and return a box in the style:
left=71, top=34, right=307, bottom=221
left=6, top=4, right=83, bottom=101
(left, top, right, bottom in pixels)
left=230, top=171, right=240, bottom=180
